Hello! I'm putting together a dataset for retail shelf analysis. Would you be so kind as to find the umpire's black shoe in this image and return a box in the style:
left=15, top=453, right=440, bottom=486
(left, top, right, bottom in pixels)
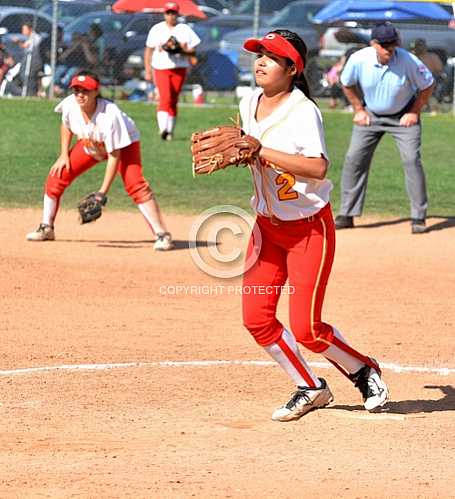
left=335, top=215, right=354, bottom=230
left=411, top=218, right=427, bottom=234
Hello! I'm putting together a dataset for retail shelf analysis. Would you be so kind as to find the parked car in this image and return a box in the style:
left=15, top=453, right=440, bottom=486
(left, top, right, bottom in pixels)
left=320, top=23, right=455, bottom=61
left=0, top=6, right=54, bottom=36
left=189, top=14, right=258, bottom=51
left=199, top=0, right=231, bottom=13
left=234, top=0, right=298, bottom=15
left=62, top=10, right=161, bottom=82
left=121, top=13, right=255, bottom=88
left=219, top=0, right=331, bottom=84
left=0, top=0, right=42, bottom=6
left=39, top=0, right=112, bottom=26
left=0, top=7, right=57, bottom=62
left=123, top=46, right=239, bottom=91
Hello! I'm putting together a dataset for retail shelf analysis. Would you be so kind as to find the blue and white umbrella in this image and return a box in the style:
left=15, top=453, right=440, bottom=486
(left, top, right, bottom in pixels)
left=313, top=0, right=453, bottom=24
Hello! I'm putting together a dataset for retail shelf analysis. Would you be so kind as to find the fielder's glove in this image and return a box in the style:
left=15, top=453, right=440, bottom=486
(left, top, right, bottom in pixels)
left=161, top=36, right=182, bottom=54
left=191, top=125, right=261, bottom=175
left=77, top=192, right=107, bottom=224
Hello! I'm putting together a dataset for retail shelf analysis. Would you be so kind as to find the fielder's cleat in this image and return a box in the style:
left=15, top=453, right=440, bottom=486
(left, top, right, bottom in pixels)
left=160, top=130, right=168, bottom=140
left=165, top=133, right=173, bottom=141
left=350, top=362, right=389, bottom=411
left=411, top=218, right=427, bottom=234
left=335, top=215, right=354, bottom=230
left=26, top=223, right=55, bottom=241
left=153, top=232, right=174, bottom=251
left=271, top=378, right=334, bottom=422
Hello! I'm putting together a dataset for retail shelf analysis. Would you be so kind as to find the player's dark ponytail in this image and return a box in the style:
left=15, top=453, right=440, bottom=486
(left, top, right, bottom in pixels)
left=271, top=29, right=315, bottom=104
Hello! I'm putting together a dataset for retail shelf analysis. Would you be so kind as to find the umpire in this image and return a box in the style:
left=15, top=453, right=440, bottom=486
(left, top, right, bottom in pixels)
left=335, top=23, right=434, bottom=234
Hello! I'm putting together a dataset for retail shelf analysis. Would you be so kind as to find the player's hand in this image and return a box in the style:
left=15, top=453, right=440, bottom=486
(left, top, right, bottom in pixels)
left=353, top=110, right=371, bottom=126
left=400, top=112, right=419, bottom=127
left=50, top=154, right=71, bottom=178
left=145, top=69, right=153, bottom=82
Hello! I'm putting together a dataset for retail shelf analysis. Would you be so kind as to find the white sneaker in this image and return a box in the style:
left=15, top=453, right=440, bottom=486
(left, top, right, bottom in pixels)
left=165, top=133, right=173, bottom=141
left=26, top=223, right=55, bottom=241
left=350, top=362, right=389, bottom=411
left=271, top=378, right=334, bottom=422
left=153, top=232, right=174, bottom=251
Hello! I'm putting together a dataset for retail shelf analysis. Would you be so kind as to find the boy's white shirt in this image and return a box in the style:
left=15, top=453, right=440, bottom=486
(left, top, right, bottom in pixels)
left=55, top=95, right=140, bottom=160
left=145, top=21, right=201, bottom=70
left=239, top=87, right=333, bottom=220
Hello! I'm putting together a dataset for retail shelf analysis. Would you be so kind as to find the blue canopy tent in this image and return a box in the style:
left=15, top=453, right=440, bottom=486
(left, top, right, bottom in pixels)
left=312, top=1, right=453, bottom=24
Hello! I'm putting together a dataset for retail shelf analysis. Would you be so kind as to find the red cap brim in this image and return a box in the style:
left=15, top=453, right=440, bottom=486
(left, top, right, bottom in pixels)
left=243, top=34, right=304, bottom=75
left=69, top=75, right=99, bottom=91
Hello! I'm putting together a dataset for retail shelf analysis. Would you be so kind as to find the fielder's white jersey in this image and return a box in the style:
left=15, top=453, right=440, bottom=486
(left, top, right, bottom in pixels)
left=239, top=87, right=333, bottom=220
left=145, top=21, right=200, bottom=70
left=55, top=95, right=140, bottom=160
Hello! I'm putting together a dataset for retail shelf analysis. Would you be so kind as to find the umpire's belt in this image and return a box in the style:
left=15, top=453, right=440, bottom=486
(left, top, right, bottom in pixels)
left=369, top=96, right=416, bottom=119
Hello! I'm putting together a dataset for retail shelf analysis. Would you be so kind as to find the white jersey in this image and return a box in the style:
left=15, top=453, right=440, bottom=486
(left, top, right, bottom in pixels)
left=55, top=95, right=140, bottom=160
left=239, top=87, right=332, bottom=220
left=145, top=21, right=200, bottom=70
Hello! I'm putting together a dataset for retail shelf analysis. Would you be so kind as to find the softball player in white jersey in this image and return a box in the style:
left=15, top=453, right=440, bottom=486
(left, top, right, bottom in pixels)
left=144, top=1, right=200, bottom=140
left=26, top=71, right=173, bottom=250
left=240, top=30, right=389, bottom=421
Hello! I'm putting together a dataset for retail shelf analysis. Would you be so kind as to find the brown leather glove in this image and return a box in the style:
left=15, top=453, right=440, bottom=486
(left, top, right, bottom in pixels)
left=191, top=125, right=261, bottom=175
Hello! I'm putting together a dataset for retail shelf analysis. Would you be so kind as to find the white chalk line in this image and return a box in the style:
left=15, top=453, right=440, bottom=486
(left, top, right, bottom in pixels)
left=0, top=360, right=454, bottom=377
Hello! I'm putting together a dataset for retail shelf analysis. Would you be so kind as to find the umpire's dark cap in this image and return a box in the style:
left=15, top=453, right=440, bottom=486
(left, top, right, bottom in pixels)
left=371, top=23, right=399, bottom=44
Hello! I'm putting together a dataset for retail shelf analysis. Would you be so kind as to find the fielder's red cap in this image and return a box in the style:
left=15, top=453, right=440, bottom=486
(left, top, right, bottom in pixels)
left=164, top=1, right=179, bottom=13
left=243, top=32, right=305, bottom=75
left=69, top=74, right=99, bottom=91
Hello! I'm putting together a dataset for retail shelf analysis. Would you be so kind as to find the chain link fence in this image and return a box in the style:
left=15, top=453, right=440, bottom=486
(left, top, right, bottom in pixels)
left=0, top=0, right=454, bottom=112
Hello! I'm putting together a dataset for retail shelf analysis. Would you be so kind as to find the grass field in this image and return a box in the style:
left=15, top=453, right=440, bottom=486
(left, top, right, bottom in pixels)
left=0, top=98, right=454, bottom=216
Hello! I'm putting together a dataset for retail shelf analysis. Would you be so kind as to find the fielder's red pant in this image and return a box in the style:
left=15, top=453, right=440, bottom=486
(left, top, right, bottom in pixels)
left=154, top=68, right=186, bottom=116
left=45, top=140, right=153, bottom=204
left=242, top=203, right=336, bottom=353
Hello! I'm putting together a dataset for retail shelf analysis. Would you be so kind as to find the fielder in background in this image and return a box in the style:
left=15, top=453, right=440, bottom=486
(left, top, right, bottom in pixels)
left=239, top=30, right=389, bottom=421
left=26, top=70, right=173, bottom=251
left=335, top=22, right=435, bottom=234
left=144, top=1, right=200, bottom=141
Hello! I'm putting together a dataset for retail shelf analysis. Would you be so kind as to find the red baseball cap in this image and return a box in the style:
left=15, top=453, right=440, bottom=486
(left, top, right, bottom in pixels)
left=243, top=32, right=305, bottom=75
left=164, top=1, right=179, bottom=13
left=69, top=74, right=99, bottom=91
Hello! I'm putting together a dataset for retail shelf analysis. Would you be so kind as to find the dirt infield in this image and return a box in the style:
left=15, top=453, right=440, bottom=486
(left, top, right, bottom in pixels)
left=2, top=208, right=454, bottom=498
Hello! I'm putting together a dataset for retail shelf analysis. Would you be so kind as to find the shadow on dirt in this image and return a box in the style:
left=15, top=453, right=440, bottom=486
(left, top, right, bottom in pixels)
left=330, top=385, right=455, bottom=414
left=354, top=215, right=455, bottom=232
left=58, top=239, right=216, bottom=251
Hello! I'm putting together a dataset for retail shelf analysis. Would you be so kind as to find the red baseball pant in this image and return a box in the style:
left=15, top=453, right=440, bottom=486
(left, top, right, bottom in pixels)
left=153, top=68, right=186, bottom=116
left=45, top=141, right=153, bottom=204
left=242, top=204, right=336, bottom=353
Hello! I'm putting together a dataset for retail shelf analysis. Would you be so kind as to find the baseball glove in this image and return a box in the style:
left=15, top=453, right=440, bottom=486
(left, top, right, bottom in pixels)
left=77, top=192, right=107, bottom=224
left=191, top=125, right=261, bottom=175
left=161, top=36, right=182, bottom=54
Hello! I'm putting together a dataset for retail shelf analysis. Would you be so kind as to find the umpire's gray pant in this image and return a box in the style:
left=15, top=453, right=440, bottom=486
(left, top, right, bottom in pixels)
left=339, top=114, right=428, bottom=220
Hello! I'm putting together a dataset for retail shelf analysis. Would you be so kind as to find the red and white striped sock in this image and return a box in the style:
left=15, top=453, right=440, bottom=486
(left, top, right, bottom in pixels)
left=324, top=327, right=365, bottom=374
left=264, top=328, right=320, bottom=388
